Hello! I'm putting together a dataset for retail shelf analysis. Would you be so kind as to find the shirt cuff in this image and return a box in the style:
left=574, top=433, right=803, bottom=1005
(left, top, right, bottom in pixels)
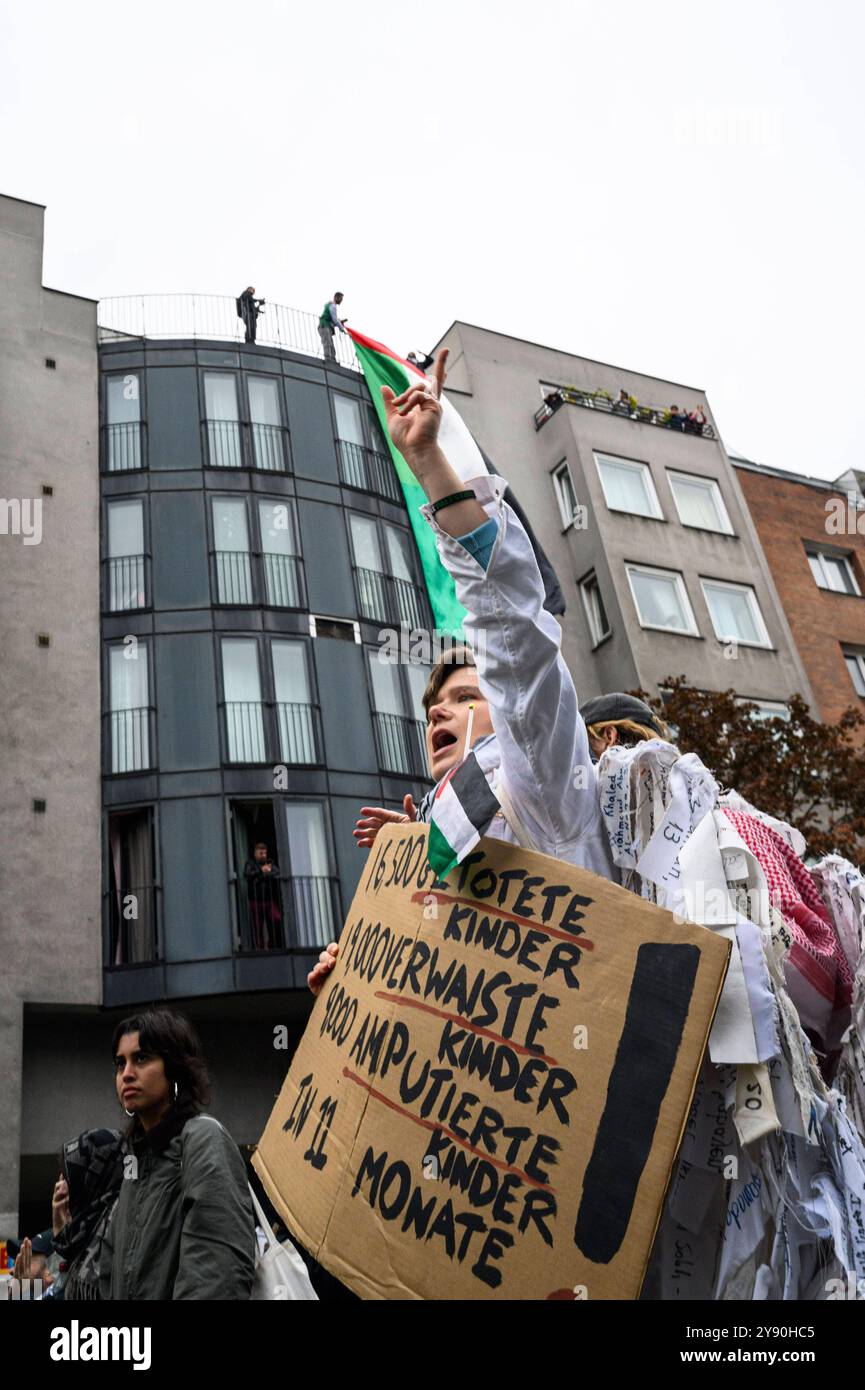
left=454, top=517, right=500, bottom=571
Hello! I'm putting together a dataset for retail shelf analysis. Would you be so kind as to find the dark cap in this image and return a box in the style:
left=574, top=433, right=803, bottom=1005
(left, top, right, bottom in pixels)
left=579, top=692, right=665, bottom=736
left=7, top=1229, right=54, bottom=1260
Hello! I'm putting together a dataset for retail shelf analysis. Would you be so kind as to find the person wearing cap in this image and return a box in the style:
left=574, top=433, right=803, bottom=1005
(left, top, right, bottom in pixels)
left=579, top=691, right=671, bottom=763
left=309, top=348, right=617, bottom=994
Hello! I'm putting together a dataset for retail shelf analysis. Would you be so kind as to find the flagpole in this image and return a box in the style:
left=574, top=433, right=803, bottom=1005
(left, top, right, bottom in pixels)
left=462, top=703, right=475, bottom=762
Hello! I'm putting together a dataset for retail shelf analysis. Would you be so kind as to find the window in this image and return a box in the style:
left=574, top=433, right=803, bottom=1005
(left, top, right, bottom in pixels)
left=553, top=462, right=580, bottom=528
left=595, top=454, right=663, bottom=519
left=107, top=808, right=156, bottom=964
left=701, top=579, right=771, bottom=647
left=845, top=652, right=865, bottom=698
left=350, top=515, right=428, bottom=628
left=736, top=698, right=790, bottom=722
left=105, top=373, right=142, bottom=472
left=212, top=498, right=252, bottom=604
left=259, top=500, right=303, bottom=607
left=222, top=638, right=265, bottom=762
left=367, top=649, right=429, bottom=777
left=106, top=499, right=146, bottom=610
left=668, top=471, right=733, bottom=534
left=204, top=373, right=241, bottom=468
left=109, top=643, right=150, bottom=772
left=580, top=573, right=611, bottom=646
left=806, top=549, right=860, bottom=596
left=334, top=393, right=399, bottom=501
left=248, top=376, right=285, bottom=471
left=272, top=641, right=319, bottom=763
left=230, top=801, right=284, bottom=952
left=284, top=803, right=339, bottom=948
left=626, top=565, right=698, bottom=635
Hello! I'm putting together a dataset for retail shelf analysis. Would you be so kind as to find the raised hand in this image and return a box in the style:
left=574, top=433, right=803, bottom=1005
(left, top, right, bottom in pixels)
left=307, top=941, right=339, bottom=997
left=353, top=795, right=417, bottom=850
left=381, top=349, right=448, bottom=460
left=52, top=1176, right=70, bottom=1236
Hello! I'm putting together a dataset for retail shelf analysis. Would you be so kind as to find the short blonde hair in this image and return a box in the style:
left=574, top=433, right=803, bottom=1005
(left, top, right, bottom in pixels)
left=587, top=716, right=671, bottom=745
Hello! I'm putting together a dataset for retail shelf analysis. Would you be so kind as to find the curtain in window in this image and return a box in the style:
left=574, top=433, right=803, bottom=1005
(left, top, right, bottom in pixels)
left=334, top=395, right=364, bottom=443
left=599, top=459, right=652, bottom=514
left=284, top=803, right=334, bottom=947
left=204, top=374, right=239, bottom=419
left=248, top=377, right=280, bottom=424
left=109, top=646, right=149, bottom=772
left=106, top=375, right=140, bottom=424
left=222, top=639, right=264, bottom=761
left=705, top=586, right=761, bottom=643
left=631, top=572, right=687, bottom=629
left=673, top=478, right=721, bottom=530
left=108, top=501, right=144, bottom=556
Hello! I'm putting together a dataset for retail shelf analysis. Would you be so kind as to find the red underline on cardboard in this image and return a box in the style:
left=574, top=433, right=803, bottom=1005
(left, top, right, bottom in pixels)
left=341, top=1066, right=555, bottom=1193
left=373, top=991, right=560, bottom=1066
left=410, top=891, right=595, bottom=949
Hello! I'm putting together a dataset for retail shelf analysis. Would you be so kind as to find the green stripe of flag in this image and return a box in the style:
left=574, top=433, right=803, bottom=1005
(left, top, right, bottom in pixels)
left=350, top=334, right=467, bottom=639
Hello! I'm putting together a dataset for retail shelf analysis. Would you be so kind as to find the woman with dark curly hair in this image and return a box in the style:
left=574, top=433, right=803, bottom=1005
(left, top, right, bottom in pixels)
left=99, top=1008, right=256, bottom=1301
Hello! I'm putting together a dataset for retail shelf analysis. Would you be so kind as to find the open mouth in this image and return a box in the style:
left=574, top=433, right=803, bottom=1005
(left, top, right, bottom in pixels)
left=431, top=728, right=458, bottom=756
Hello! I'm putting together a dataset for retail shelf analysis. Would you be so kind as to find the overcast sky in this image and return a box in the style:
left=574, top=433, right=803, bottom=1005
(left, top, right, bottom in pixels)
left=2, top=0, right=862, bottom=480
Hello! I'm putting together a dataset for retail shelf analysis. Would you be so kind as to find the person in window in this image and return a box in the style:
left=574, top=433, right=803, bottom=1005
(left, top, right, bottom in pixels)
left=99, top=1009, right=256, bottom=1301
left=318, top=292, right=347, bottom=361
left=308, top=348, right=617, bottom=994
left=236, top=286, right=265, bottom=343
left=244, top=842, right=282, bottom=950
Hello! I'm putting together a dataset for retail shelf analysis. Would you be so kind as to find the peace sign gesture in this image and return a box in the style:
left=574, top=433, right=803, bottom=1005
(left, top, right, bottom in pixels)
left=381, top=349, right=449, bottom=461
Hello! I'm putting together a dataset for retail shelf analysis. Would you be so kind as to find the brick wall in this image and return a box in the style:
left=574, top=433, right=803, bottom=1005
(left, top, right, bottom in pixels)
left=735, top=466, right=865, bottom=736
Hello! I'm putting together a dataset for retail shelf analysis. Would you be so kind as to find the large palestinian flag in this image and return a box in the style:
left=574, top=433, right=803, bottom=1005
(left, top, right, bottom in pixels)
left=348, top=328, right=564, bottom=637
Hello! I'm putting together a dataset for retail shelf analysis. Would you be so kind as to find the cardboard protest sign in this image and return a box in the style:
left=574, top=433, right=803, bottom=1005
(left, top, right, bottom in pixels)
left=254, top=824, right=730, bottom=1299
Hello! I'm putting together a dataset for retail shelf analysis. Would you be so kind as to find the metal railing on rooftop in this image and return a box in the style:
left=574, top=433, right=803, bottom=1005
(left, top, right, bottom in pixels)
left=97, top=293, right=360, bottom=371
left=535, top=386, right=716, bottom=439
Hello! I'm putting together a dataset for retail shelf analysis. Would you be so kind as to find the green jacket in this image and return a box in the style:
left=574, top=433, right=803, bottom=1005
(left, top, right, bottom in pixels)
left=99, top=1115, right=255, bottom=1301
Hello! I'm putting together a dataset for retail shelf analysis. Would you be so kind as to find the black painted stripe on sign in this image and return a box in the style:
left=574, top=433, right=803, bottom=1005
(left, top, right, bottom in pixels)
left=574, top=941, right=701, bottom=1264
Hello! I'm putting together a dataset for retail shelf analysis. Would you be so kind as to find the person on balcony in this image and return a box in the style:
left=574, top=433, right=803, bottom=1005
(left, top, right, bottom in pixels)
left=236, top=286, right=265, bottom=343
left=318, top=292, right=347, bottom=361
left=686, top=404, right=708, bottom=435
left=665, top=403, right=686, bottom=431
left=244, top=842, right=282, bottom=950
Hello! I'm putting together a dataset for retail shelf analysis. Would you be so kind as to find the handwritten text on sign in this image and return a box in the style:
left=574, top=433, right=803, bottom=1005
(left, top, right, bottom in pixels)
left=253, top=824, right=728, bottom=1300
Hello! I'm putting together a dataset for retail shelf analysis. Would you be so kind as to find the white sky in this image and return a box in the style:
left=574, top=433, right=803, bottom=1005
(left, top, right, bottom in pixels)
left=2, top=0, right=863, bottom=480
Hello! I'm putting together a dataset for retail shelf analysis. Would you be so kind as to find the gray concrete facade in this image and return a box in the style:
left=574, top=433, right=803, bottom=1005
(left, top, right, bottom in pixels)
left=434, top=321, right=815, bottom=712
left=0, top=194, right=102, bottom=1235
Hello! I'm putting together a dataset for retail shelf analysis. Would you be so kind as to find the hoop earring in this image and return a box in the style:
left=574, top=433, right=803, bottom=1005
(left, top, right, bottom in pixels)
left=173, top=1081, right=179, bottom=1103
left=124, top=1107, right=135, bottom=1118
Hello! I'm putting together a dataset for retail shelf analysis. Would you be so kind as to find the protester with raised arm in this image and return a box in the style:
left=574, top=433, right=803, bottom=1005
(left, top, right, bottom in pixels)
left=309, top=349, right=615, bottom=993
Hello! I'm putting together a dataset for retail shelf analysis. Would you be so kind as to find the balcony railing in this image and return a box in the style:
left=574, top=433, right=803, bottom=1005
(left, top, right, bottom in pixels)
left=224, top=700, right=267, bottom=764
left=262, top=552, right=304, bottom=608
left=206, top=418, right=243, bottom=469
left=337, top=439, right=401, bottom=503
left=276, top=701, right=322, bottom=765
left=290, top=876, right=341, bottom=949
left=108, top=707, right=153, bottom=774
left=212, top=551, right=305, bottom=608
left=98, top=293, right=360, bottom=371
left=105, top=554, right=148, bottom=612
left=353, top=567, right=432, bottom=630
left=373, top=712, right=429, bottom=779
left=107, top=883, right=158, bottom=965
left=534, top=387, right=716, bottom=439
left=103, top=421, right=144, bottom=472
left=223, top=700, right=321, bottom=765
left=214, top=550, right=254, bottom=605
left=236, top=873, right=286, bottom=952
left=234, top=873, right=340, bottom=952
left=251, top=422, right=288, bottom=472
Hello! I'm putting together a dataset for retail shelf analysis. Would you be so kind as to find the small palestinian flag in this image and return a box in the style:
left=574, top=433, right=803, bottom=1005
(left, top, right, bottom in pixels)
left=426, top=735, right=501, bottom=878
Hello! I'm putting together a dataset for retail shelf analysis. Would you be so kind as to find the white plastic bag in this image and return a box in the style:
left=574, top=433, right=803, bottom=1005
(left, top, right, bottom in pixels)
left=248, top=1184, right=318, bottom=1302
